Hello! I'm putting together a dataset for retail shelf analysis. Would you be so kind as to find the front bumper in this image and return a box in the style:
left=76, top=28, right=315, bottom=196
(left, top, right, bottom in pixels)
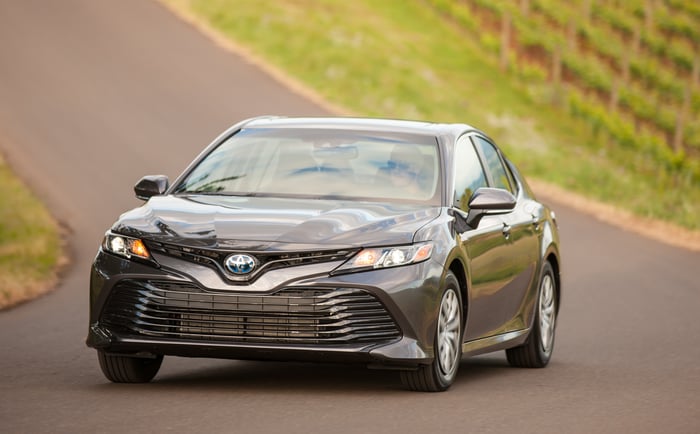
left=88, top=249, right=443, bottom=367
left=87, top=325, right=428, bottom=367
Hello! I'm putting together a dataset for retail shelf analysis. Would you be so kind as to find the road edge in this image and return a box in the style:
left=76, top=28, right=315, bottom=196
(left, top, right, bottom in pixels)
left=0, top=149, right=72, bottom=311
left=529, top=180, right=700, bottom=252
left=157, top=0, right=349, bottom=118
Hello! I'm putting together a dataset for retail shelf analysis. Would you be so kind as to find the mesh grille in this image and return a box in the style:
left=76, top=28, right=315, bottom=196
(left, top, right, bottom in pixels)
left=101, top=280, right=401, bottom=345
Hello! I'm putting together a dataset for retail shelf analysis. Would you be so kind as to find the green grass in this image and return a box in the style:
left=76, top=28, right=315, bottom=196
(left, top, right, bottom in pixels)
left=163, top=0, right=699, bottom=229
left=0, top=154, right=62, bottom=309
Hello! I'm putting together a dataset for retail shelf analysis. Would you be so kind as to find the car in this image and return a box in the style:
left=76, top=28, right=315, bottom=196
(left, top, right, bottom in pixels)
left=87, top=116, right=561, bottom=392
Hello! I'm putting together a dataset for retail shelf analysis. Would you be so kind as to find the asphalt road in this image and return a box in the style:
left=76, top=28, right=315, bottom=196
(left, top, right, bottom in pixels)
left=1, top=1, right=698, bottom=433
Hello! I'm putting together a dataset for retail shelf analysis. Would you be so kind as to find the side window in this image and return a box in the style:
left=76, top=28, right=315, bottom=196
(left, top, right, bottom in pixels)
left=453, top=136, right=488, bottom=211
left=503, top=159, right=520, bottom=195
left=473, top=136, right=513, bottom=193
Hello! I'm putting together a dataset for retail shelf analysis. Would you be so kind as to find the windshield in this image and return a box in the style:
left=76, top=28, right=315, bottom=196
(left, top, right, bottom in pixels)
left=173, top=128, right=441, bottom=205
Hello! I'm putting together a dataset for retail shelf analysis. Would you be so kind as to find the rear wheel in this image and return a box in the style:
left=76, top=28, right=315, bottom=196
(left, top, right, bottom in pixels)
left=401, top=272, right=462, bottom=392
left=97, top=351, right=163, bottom=383
left=506, top=262, right=557, bottom=368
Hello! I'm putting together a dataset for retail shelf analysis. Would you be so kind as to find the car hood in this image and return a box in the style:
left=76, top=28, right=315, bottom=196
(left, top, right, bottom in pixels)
left=112, top=195, right=441, bottom=250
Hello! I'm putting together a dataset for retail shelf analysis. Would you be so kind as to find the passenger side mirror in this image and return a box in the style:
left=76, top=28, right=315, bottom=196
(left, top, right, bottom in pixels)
left=465, top=188, right=516, bottom=227
left=134, top=175, right=169, bottom=200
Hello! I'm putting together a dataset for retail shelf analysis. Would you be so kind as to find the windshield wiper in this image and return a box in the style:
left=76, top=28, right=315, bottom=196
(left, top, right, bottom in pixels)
left=179, top=191, right=258, bottom=197
left=178, top=174, right=247, bottom=193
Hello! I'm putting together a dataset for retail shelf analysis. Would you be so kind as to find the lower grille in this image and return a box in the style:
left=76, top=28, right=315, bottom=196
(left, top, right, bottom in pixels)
left=101, top=280, right=401, bottom=345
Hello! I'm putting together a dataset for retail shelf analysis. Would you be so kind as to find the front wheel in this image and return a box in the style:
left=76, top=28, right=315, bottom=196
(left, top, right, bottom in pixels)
left=97, top=351, right=163, bottom=383
left=401, top=271, right=462, bottom=392
left=506, top=262, right=557, bottom=368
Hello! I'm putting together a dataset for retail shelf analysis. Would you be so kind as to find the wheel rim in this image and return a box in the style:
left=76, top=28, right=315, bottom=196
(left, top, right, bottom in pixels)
left=437, top=289, right=461, bottom=377
left=539, top=274, right=556, bottom=354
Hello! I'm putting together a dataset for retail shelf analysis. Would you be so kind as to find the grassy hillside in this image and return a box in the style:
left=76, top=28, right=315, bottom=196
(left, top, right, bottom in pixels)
left=163, top=0, right=699, bottom=229
left=0, top=153, right=63, bottom=309
left=446, top=0, right=700, bottom=155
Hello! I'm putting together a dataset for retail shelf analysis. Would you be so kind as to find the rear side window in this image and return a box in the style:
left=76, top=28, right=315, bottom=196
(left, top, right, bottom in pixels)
left=473, top=136, right=513, bottom=193
left=453, top=136, right=488, bottom=212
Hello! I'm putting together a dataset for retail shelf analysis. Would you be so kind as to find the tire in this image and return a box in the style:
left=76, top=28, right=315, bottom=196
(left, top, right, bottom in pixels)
left=506, top=262, right=557, bottom=368
left=97, top=351, right=163, bottom=383
left=401, top=271, right=463, bottom=392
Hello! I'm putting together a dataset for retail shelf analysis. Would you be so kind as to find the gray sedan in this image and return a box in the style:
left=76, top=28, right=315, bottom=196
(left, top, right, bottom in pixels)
left=87, top=116, right=561, bottom=392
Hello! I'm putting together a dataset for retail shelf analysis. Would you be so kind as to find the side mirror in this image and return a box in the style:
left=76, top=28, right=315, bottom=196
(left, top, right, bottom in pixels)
left=134, top=175, right=169, bottom=200
left=465, top=188, right=516, bottom=227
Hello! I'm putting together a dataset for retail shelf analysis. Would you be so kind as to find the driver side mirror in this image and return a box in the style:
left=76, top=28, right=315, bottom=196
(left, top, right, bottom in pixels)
left=465, top=187, right=516, bottom=228
left=134, top=175, right=169, bottom=200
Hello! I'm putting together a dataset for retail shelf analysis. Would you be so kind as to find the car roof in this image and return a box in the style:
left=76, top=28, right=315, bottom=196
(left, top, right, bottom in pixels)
left=238, top=116, right=484, bottom=142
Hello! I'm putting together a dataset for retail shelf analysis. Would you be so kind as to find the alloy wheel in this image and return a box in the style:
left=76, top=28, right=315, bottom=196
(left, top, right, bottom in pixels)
left=437, top=289, right=461, bottom=376
left=539, top=274, right=556, bottom=355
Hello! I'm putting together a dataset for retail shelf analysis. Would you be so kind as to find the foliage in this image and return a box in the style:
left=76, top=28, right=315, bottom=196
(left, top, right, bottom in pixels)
left=442, top=0, right=700, bottom=162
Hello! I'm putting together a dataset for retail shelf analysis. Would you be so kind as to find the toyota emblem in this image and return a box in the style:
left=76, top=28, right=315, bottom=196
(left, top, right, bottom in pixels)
left=224, top=254, right=257, bottom=275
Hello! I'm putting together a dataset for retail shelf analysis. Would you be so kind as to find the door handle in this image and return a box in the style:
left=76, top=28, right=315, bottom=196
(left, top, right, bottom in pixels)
left=531, top=214, right=540, bottom=231
left=502, top=223, right=511, bottom=239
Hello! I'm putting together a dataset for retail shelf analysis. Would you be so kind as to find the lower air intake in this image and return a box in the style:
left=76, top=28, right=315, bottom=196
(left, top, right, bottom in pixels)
left=101, top=280, right=401, bottom=345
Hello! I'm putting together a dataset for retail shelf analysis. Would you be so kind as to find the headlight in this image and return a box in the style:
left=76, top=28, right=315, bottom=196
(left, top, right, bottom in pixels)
left=102, top=232, right=151, bottom=260
left=334, top=243, right=433, bottom=273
